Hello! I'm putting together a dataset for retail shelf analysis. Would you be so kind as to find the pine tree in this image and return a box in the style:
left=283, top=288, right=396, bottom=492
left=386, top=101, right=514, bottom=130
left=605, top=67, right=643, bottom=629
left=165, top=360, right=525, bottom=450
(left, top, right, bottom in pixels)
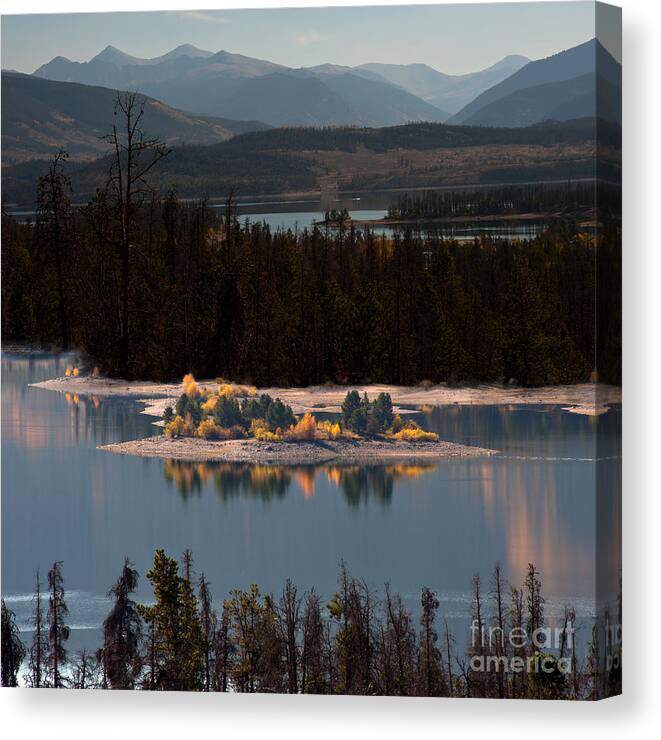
left=1, top=598, right=25, bottom=687
left=137, top=549, right=204, bottom=691
left=102, top=558, right=143, bottom=689
left=47, top=561, right=70, bottom=688
left=417, top=587, right=445, bottom=696
left=198, top=573, right=216, bottom=692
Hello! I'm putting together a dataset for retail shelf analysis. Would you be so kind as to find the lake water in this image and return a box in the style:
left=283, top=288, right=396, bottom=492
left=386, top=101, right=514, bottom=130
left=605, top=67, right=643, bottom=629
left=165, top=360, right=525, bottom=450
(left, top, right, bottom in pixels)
left=218, top=193, right=545, bottom=239
left=1, top=352, right=621, bottom=657
left=9, top=191, right=546, bottom=240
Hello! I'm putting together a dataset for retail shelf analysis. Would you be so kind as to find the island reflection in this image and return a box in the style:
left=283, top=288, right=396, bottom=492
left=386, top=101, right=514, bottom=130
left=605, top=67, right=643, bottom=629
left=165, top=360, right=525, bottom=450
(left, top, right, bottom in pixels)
left=163, top=459, right=437, bottom=506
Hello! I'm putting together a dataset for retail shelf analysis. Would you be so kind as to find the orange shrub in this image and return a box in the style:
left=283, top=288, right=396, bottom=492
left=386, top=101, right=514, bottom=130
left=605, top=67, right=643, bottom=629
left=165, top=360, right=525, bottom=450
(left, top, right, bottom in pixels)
left=284, top=412, right=317, bottom=441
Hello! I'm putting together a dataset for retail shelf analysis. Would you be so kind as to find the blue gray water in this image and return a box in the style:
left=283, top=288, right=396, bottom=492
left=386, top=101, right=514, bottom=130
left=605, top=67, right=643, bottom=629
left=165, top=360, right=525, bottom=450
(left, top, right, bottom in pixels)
left=1, top=352, right=620, bottom=656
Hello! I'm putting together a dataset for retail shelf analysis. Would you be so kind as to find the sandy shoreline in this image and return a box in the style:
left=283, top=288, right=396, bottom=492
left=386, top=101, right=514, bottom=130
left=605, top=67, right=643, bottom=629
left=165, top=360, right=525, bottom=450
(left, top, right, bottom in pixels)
left=99, top=435, right=497, bottom=464
left=31, top=376, right=621, bottom=418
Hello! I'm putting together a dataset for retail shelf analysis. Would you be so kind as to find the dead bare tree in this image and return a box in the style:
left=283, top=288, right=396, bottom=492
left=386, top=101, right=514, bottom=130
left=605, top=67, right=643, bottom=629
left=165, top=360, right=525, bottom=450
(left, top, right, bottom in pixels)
left=103, top=92, right=171, bottom=378
left=277, top=578, right=301, bottom=693
left=36, top=150, right=73, bottom=348
left=25, top=570, right=48, bottom=687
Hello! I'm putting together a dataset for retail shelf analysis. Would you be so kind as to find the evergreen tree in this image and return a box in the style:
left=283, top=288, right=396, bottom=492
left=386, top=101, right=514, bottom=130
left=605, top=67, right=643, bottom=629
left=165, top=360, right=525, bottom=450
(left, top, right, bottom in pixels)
left=47, top=561, right=70, bottom=688
left=301, top=590, right=326, bottom=694
left=102, top=558, right=143, bottom=689
left=1, top=598, right=25, bottom=687
left=137, top=549, right=204, bottom=691
left=341, top=390, right=362, bottom=427
left=416, top=587, right=445, bottom=696
left=198, top=573, right=216, bottom=692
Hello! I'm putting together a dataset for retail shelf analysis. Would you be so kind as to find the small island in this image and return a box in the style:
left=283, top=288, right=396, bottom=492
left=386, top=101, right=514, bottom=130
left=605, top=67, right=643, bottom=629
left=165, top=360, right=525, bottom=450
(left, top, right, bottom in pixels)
left=100, top=374, right=497, bottom=463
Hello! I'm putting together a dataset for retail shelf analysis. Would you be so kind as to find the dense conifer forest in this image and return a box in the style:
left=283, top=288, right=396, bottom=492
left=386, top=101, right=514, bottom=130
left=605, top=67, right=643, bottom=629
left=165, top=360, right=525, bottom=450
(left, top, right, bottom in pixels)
left=0, top=551, right=621, bottom=699
left=387, top=181, right=621, bottom=220
left=1, top=192, right=621, bottom=386
left=1, top=93, right=621, bottom=385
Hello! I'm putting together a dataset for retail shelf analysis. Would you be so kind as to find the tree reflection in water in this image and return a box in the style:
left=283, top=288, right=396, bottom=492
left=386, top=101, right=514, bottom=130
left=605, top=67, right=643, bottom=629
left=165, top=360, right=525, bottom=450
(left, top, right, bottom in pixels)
left=162, top=459, right=437, bottom=506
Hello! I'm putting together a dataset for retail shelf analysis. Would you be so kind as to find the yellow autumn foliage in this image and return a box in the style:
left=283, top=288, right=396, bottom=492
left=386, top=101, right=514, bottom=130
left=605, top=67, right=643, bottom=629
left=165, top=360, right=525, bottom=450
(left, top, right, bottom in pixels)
left=317, top=420, right=342, bottom=440
left=196, top=418, right=223, bottom=439
left=250, top=418, right=282, bottom=441
left=201, top=395, right=218, bottom=412
left=164, top=415, right=185, bottom=438
left=182, top=373, right=200, bottom=398
left=392, top=427, right=439, bottom=443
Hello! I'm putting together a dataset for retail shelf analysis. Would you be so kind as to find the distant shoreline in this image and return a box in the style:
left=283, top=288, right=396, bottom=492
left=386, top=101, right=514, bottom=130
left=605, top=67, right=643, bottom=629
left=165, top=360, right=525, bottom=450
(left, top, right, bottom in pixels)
left=2, top=176, right=618, bottom=213
left=31, top=376, right=621, bottom=418
left=313, top=210, right=595, bottom=229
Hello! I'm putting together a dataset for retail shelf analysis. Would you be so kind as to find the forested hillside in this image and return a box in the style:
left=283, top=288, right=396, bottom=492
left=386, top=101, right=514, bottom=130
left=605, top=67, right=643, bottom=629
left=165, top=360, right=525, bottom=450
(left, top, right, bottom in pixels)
left=2, top=117, right=621, bottom=205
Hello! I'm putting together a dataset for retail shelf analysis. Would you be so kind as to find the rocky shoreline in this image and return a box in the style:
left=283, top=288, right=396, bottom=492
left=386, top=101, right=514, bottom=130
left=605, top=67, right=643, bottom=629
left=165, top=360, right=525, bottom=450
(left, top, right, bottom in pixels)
left=99, top=435, right=498, bottom=464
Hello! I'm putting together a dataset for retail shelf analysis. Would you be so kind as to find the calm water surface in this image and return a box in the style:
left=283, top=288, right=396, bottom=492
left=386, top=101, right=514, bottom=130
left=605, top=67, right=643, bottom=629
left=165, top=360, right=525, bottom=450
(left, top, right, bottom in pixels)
left=1, top=352, right=620, bottom=654
left=9, top=191, right=545, bottom=240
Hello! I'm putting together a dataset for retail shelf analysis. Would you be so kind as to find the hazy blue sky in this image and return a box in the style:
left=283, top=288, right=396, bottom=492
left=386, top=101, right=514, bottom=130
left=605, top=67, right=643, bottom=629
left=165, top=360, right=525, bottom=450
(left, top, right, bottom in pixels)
left=1, top=3, right=619, bottom=76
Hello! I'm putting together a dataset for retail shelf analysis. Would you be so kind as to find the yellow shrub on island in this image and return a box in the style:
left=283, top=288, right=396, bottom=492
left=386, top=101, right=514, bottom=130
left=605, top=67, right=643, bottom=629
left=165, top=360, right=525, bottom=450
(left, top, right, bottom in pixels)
left=217, top=382, right=257, bottom=399
left=392, top=427, right=439, bottom=443
left=164, top=415, right=185, bottom=438
left=196, top=418, right=224, bottom=439
left=284, top=412, right=317, bottom=441
left=201, top=395, right=218, bottom=412
left=217, top=383, right=235, bottom=398
left=250, top=418, right=282, bottom=442
left=317, top=420, right=342, bottom=440
left=182, top=373, right=200, bottom=398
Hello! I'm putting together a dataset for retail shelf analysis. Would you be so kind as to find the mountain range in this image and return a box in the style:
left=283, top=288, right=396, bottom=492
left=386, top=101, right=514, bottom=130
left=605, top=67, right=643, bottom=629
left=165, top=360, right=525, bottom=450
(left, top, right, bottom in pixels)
left=448, top=38, right=621, bottom=126
left=2, top=37, right=622, bottom=166
left=1, top=72, right=270, bottom=163
left=31, top=44, right=532, bottom=127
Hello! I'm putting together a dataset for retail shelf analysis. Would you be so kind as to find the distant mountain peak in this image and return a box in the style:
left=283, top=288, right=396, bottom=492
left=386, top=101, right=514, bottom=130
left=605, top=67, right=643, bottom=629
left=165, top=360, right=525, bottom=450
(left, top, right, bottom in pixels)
left=171, top=43, right=209, bottom=54
left=90, top=43, right=214, bottom=68
left=447, top=37, right=621, bottom=127
left=489, top=54, right=530, bottom=69
left=91, top=45, right=140, bottom=66
left=158, top=44, right=214, bottom=61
